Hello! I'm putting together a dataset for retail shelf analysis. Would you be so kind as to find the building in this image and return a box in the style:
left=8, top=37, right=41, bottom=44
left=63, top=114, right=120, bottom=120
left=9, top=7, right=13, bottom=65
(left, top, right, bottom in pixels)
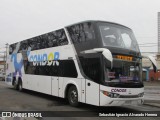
left=0, top=61, right=5, bottom=73
left=142, top=53, right=160, bottom=81
left=0, top=51, right=6, bottom=73
left=149, top=54, right=160, bottom=81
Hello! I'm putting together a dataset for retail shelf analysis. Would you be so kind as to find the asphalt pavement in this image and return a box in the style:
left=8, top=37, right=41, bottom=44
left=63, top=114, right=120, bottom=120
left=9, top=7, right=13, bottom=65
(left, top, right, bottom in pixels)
left=0, top=81, right=160, bottom=120
left=143, top=81, right=160, bottom=107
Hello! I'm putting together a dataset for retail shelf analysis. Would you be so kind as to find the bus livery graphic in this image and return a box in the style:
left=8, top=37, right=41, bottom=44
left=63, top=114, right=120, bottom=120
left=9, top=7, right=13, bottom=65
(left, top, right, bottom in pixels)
left=11, top=53, right=23, bottom=77
left=29, top=52, right=60, bottom=66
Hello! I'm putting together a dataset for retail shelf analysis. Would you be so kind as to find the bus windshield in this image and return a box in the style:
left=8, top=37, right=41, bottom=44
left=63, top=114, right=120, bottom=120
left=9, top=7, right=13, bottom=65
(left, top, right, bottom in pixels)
left=98, top=23, right=139, bottom=52
left=104, top=59, right=141, bottom=83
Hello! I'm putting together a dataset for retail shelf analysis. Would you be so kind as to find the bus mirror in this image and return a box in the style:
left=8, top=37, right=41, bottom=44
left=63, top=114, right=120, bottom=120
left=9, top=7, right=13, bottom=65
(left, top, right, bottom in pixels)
left=93, top=48, right=113, bottom=68
left=80, top=48, right=113, bottom=68
left=80, top=49, right=97, bottom=54
left=102, top=50, right=112, bottom=63
left=142, top=55, right=157, bottom=73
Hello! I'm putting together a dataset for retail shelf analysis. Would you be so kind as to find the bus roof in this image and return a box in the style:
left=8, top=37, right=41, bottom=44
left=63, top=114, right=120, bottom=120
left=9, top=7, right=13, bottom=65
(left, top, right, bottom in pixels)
left=9, top=20, right=131, bottom=45
left=65, top=20, right=132, bottom=30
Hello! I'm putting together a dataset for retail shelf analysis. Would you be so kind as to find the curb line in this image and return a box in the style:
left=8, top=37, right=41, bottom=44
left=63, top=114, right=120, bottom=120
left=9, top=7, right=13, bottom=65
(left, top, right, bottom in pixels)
left=143, top=103, right=160, bottom=108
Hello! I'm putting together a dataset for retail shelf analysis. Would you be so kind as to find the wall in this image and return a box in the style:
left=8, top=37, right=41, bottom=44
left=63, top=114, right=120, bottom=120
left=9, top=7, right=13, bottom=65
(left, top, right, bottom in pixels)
left=149, top=70, right=160, bottom=81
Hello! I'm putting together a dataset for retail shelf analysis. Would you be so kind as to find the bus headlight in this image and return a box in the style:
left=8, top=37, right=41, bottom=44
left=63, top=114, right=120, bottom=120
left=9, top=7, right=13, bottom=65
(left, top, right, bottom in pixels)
left=138, top=92, right=144, bottom=97
left=102, top=91, right=120, bottom=98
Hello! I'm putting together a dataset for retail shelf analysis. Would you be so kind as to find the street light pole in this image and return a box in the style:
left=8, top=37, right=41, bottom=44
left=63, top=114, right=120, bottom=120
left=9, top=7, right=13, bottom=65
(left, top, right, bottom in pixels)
left=0, top=51, right=5, bottom=73
left=5, top=43, right=9, bottom=73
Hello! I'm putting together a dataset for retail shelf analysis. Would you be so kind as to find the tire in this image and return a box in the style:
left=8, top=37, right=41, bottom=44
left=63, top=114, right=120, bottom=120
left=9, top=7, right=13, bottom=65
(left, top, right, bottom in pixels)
left=17, top=80, right=23, bottom=91
left=13, top=79, right=18, bottom=90
left=68, top=86, right=79, bottom=107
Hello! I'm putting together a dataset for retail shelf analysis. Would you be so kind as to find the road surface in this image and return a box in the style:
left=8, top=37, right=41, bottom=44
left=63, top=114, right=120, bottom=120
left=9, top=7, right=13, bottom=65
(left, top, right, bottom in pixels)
left=0, top=81, right=160, bottom=120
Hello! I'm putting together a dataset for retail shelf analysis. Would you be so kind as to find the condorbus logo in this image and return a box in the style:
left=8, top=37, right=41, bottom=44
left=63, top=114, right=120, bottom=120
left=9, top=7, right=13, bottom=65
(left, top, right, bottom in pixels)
left=29, top=52, right=60, bottom=66
left=111, top=89, right=126, bottom=92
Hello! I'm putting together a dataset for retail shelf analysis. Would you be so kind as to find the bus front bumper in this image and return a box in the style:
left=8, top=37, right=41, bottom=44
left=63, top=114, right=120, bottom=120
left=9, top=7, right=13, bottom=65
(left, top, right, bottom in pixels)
left=100, top=97, right=144, bottom=106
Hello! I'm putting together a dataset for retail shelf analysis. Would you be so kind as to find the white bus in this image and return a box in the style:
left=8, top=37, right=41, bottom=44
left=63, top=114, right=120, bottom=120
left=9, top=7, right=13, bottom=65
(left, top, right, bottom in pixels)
left=5, top=20, right=157, bottom=107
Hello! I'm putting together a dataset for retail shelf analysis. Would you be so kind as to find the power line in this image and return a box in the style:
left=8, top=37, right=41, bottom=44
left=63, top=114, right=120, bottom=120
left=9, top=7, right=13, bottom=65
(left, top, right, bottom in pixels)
left=138, top=43, right=158, bottom=45
left=141, top=52, right=158, bottom=53
left=139, top=45, right=158, bottom=47
left=136, top=37, right=157, bottom=38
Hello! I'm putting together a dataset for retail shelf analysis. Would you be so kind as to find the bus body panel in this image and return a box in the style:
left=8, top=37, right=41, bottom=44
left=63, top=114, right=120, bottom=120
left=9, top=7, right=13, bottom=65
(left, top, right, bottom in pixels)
left=51, top=76, right=59, bottom=96
left=58, top=77, right=64, bottom=98
left=81, top=78, right=86, bottom=103
left=100, top=85, right=144, bottom=106
left=26, top=44, right=76, bottom=62
left=86, top=80, right=99, bottom=106
left=22, top=74, right=52, bottom=95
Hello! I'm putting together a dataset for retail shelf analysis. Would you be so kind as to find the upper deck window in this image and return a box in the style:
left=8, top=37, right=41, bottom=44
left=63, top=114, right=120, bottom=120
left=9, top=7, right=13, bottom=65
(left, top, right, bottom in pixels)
left=67, top=22, right=95, bottom=44
left=9, top=29, right=68, bottom=54
left=99, top=23, right=139, bottom=52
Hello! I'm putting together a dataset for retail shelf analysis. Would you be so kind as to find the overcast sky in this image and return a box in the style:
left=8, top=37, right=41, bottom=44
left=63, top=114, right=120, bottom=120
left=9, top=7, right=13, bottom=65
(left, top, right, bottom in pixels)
left=0, top=0, right=160, bottom=53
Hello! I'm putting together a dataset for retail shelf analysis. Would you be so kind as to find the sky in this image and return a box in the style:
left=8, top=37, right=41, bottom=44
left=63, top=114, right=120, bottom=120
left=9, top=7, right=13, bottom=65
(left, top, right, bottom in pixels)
left=0, top=0, right=160, bottom=53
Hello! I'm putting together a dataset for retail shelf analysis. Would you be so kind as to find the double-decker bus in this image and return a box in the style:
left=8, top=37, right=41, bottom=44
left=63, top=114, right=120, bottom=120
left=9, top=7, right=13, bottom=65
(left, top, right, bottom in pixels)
left=5, top=20, right=157, bottom=106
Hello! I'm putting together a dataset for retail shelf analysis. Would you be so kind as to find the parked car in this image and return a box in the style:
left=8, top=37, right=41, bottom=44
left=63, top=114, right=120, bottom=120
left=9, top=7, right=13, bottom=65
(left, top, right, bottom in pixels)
left=0, top=72, right=5, bottom=81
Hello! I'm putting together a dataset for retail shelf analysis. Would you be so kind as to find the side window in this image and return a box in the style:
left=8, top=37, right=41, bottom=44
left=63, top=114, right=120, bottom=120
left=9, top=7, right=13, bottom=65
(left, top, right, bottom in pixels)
left=56, top=29, right=69, bottom=46
left=19, top=40, right=30, bottom=53
left=59, top=60, right=78, bottom=78
left=24, top=61, right=36, bottom=74
left=10, top=42, right=22, bottom=54
left=67, top=22, right=95, bottom=44
left=80, top=58, right=101, bottom=82
left=83, top=22, right=95, bottom=41
left=24, top=60, right=77, bottom=78
left=10, top=29, right=68, bottom=54
left=47, top=29, right=68, bottom=48
left=24, top=61, right=59, bottom=76
left=9, top=44, right=16, bottom=54
left=47, top=32, right=58, bottom=47
left=19, top=37, right=42, bottom=52
left=26, top=38, right=36, bottom=51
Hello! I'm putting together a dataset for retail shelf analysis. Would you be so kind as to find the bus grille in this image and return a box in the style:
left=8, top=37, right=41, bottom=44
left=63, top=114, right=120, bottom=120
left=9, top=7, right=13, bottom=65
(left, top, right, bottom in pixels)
left=119, top=95, right=139, bottom=98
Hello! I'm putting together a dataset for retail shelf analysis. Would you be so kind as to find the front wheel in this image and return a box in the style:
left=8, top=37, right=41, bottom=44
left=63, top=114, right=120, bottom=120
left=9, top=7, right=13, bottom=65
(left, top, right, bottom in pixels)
left=68, top=86, right=79, bottom=107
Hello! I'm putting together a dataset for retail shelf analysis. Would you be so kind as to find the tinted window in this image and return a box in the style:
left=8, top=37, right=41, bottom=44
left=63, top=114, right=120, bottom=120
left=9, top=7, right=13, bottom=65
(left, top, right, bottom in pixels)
left=80, top=57, right=101, bottom=82
left=9, top=29, right=68, bottom=54
left=59, top=60, right=78, bottom=78
left=9, top=43, right=16, bottom=54
left=98, top=23, right=139, bottom=52
left=67, top=22, right=95, bottom=44
left=24, top=60, right=78, bottom=78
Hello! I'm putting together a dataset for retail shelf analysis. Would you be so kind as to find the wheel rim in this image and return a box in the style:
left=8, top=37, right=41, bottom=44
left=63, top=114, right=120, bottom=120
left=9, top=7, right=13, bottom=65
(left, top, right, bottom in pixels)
left=70, top=90, right=77, bottom=103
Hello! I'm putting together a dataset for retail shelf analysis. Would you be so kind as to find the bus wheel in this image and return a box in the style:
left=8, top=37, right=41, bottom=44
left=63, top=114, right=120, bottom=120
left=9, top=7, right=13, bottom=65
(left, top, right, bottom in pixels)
left=68, top=86, right=79, bottom=107
left=18, top=80, right=23, bottom=91
left=13, top=79, right=18, bottom=90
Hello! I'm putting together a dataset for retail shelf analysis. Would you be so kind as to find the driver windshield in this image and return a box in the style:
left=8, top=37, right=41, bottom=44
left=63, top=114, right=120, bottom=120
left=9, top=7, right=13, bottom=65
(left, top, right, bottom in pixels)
left=104, top=59, right=141, bottom=83
left=99, top=23, right=139, bottom=52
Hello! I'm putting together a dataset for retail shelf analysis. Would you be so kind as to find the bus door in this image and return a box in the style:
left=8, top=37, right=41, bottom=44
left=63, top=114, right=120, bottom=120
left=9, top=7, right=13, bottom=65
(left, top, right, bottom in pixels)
left=86, top=79, right=99, bottom=106
left=80, top=57, right=101, bottom=106
left=51, top=76, right=59, bottom=96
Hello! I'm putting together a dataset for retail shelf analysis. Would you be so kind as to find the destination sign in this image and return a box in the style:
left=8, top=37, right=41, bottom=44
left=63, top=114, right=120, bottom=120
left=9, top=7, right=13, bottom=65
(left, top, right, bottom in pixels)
left=116, top=55, right=133, bottom=61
